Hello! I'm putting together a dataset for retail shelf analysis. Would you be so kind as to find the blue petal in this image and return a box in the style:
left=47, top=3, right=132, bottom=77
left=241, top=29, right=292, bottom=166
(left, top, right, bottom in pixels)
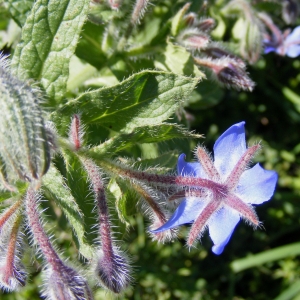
left=151, top=198, right=206, bottom=233
left=285, top=26, right=300, bottom=44
left=264, top=46, right=276, bottom=54
left=213, top=122, right=247, bottom=178
left=208, top=208, right=240, bottom=255
left=235, top=163, right=278, bottom=205
left=177, top=154, right=205, bottom=177
left=286, top=45, right=300, bottom=57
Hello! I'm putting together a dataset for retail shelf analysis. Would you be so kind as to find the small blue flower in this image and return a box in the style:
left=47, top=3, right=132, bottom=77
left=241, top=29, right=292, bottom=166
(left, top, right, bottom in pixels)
left=264, top=25, right=300, bottom=57
left=153, top=122, right=278, bottom=255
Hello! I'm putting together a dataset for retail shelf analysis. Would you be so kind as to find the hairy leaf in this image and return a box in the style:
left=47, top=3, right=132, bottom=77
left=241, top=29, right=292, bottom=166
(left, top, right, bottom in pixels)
left=52, top=70, right=199, bottom=133
left=11, top=0, right=90, bottom=104
left=5, top=0, right=34, bottom=27
left=89, top=123, right=202, bottom=157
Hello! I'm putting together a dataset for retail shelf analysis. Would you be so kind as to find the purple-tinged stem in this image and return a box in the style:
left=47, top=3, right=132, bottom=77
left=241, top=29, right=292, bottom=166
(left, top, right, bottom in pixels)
left=98, top=159, right=225, bottom=193
left=0, top=200, right=22, bottom=232
left=133, top=183, right=167, bottom=226
left=82, top=159, right=131, bottom=293
left=25, top=187, right=63, bottom=272
left=1, top=214, right=25, bottom=288
left=168, top=189, right=206, bottom=201
left=83, top=160, right=113, bottom=259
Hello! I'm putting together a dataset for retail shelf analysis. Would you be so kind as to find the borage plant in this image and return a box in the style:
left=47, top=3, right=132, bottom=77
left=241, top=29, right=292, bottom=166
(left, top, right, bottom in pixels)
left=0, top=0, right=278, bottom=299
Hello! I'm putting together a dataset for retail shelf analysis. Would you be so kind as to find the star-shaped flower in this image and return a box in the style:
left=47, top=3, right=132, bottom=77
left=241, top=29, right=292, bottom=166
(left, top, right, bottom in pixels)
left=264, top=24, right=300, bottom=58
left=153, top=122, right=278, bottom=255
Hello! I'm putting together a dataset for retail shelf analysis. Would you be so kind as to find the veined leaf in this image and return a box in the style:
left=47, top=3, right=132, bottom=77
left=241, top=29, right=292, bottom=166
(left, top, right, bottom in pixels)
left=154, top=42, right=205, bottom=78
left=5, top=0, right=34, bottom=27
left=42, top=165, right=94, bottom=259
left=89, top=123, right=202, bottom=157
left=51, top=70, right=199, bottom=133
left=11, top=0, right=90, bottom=105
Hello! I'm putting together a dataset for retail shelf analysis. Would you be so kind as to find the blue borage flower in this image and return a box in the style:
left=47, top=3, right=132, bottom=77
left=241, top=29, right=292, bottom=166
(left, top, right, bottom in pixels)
left=264, top=25, right=300, bottom=58
left=152, top=122, right=278, bottom=255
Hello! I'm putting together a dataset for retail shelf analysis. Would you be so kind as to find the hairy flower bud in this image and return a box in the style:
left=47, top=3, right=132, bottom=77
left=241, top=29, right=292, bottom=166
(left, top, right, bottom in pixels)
left=282, top=0, right=299, bottom=24
left=108, top=0, right=123, bottom=10
left=0, top=55, right=50, bottom=185
left=177, top=29, right=210, bottom=51
left=95, top=246, right=131, bottom=294
left=44, top=265, right=94, bottom=300
left=202, top=43, right=246, bottom=67
left=196, top=18, right=215, bottom=32
left=69, top=114, right=85, bottom=151
left=194, top=57, right=255, bottom=91
left=82, top=159, right=131, bottom=293
left=25, top=187, right=93, bottom=299
left=131, top=0, right=150, bottom=25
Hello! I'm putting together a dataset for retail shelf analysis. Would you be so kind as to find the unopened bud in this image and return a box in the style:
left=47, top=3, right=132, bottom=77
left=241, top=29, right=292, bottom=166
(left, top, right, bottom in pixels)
left=26, top=187, right=93, bottom=298
left=178, top=29, right=210, bottom=51
left=82, top=159, right=132, bottom=293
left=202, top=43, right=246, bottom=68
left=131, top=0, right=150, bottom=25
left=196, top=18, right=215, bottom=32
left=282, top=0, right=299, bottom=24
left=69, top=114, right=84, bottom=151
left=194, top=57, right=255, bottom=91
left=184, top=13, right=197, bottom=27
left=108, top=0, right=123, bottom=10
left=45, top=265, right=94, bottom=300
left=96, top=246, right=131, bottom=294
left=0, top=55, right=50, bottom=185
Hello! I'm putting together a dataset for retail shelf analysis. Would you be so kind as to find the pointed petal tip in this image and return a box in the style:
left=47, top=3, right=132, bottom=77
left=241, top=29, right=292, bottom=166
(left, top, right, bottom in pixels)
left=212, top=245, right=224, bottom=255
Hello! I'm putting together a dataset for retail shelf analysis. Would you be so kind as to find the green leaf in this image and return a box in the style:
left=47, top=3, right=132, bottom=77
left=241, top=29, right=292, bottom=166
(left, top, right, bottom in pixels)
left=5, top=0, right=34, bottom=27
left=171, top=3, right=190, bottom=36
left=154, top=42, right=205, bottom=78
left=11, top=0, right=90, bottom=105
left=231, top=242, right=300, bottom=273
left=75, top=21, right=107, bottom=69
left=108, top=178, right=139, bottom=225
left=52, top=70, right=199, bottom=133
left=42, top=165, right=94, bottom=259
left=132, top=151, right=179, bottom=171
left=90, top=123, right=202, bottom=157
left=274, top=280, right=300, bottom=300
left=187, top=80, right=224, bottom=109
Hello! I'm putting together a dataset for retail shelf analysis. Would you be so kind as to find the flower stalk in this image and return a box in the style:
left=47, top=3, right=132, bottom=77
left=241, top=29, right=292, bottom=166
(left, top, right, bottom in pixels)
left=82, top=159, right=131, bottom=294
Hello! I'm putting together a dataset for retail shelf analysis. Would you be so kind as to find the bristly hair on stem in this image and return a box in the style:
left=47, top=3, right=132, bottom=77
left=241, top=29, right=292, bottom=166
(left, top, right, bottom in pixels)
left=0, top=212, right=26, bottom=292
left=25, top=186, right=93, bottom=300
left=82, top=159, right=132, bottom=294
